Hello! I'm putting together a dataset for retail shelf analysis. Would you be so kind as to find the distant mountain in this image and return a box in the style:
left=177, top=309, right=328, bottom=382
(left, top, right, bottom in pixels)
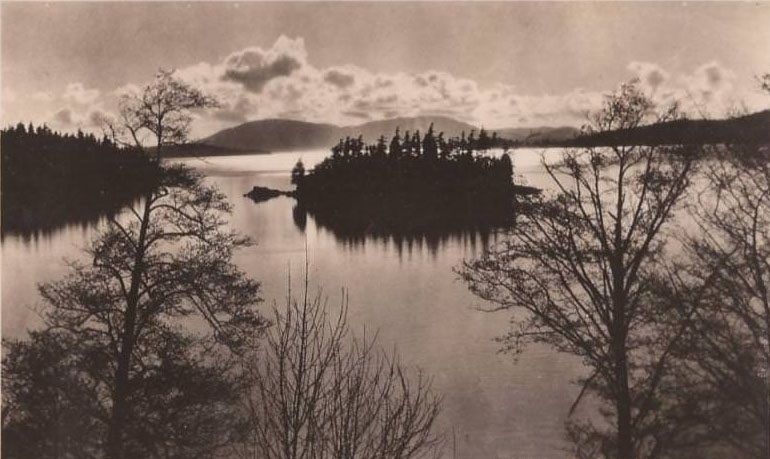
left=200, top=116, right=478, bottom=153
left=568, top=110, right=770, bottom=147
left=202, top=119, right=339, bottom=152
left=179, top=109, right=769, bottom=158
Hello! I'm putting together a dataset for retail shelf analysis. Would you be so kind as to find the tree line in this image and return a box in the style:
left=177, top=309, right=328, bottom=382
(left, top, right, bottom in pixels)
left=1, top=123, right=161, bottom=236
left=323, top=125, right=506, bottom=162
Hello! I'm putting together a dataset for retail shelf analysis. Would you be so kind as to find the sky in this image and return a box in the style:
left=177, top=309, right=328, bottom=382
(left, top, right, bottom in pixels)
left=2, top=2, right=770, bottom=138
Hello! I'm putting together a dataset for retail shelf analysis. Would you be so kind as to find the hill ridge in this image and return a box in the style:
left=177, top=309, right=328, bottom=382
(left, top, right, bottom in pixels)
left=201, top=116, right=576, bottom=152
left=198, top=110, right=770, bottom=155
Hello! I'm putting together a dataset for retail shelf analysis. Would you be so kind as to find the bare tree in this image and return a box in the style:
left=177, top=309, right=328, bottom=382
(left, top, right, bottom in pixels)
left=34, top=166, right=267, bottom=459
left=2, top=331, right=104, bottom=459
left=105, top=69, right=217, bottom=160
left=26, top=70, right=266, bottom=459
left=459, top=82, right=701, bottom=458
left=238, top=270, right=443, bottom=459
left=2, top=328, right=249, bottom=459
left=669, top=140, right=770, bottom=458
left=661, top=75, right=770, bottom=458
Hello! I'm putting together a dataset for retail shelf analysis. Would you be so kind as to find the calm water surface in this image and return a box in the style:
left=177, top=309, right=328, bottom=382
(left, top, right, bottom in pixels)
left=1, top=148, right=586, bottom=458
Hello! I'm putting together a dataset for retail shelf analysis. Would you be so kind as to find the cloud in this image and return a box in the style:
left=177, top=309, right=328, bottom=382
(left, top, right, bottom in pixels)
left=88, top=109, right=108, bottom=127
left=212, top=95, right=256, bottom=123
left=222, top=36, right=306, bottom=93
left=163, top=40, right=522, bottom=129
left=324, top=68, right=356, bottom=89
left=42, top=82, right=109, bottom=132
left=627, top=62, right=670, bottom=91
left=625, top=60, right=770, bottom=118
left=180, top=47, right=752, bottom=134
left=52, top=108, right=74, bottom=126
left=62, top=83, right=100, bottom=105
left=48, top=105, right=108, bottom=131
left=683, top=61, right=735, bottom=100
left=661, top=61, right=742, bottom=116
left=134, top=37, right=762, bottom=134
left=113, top=83, right=141, bottom=98
left=36, top=36, right=761, bottom=139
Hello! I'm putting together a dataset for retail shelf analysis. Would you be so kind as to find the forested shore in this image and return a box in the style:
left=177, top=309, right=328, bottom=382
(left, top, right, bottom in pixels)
left=1, top=124, right=161, bottom=236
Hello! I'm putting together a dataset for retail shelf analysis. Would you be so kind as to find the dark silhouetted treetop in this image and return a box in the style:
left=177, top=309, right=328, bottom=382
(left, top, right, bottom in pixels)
left=290, top=159, right=306, bottom=186
left=292, top=128, right=521, bottom=235
left=1, top=122, right=161, bottom=236
left=458, top=81, right=705, bottom=459
left=112, top=69, right=219, bottom=161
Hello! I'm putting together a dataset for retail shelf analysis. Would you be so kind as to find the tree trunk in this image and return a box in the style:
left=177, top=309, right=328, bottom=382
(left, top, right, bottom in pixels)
left=611, top=299, right=633, bottom=458
left=611, top=252, right=634, bottom=459
left=615, top=347, right=634, bottom=459
left=105, top=192, right=153, bottom=459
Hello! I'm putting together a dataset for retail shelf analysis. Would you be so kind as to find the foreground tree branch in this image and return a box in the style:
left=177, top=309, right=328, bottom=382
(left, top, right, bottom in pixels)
left=671, top=139, right=770, bottom=457
left=1, top=70, right=265, bottom=459
left=459, top=81, right=701, bottom=459
left=238, top=270, right=443, bottom=459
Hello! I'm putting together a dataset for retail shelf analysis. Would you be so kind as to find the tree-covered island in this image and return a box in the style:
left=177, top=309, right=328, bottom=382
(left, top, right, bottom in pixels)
left=279, top=126, right=536, bottom=236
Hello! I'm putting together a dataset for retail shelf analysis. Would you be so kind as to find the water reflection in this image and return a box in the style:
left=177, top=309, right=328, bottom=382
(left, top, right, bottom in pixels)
left=5, top=147, right=765, bottom=457
left=2, top=150, right=585, bottom=458
left=3, top=217, right=100, bottom=249
left=1, top=199, right=126, bottom=242
left=292, top=201, right=505, bottom=258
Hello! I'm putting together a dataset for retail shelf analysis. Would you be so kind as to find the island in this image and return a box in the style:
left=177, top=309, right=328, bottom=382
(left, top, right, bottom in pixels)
left=247, top=125, right=538, bottom=236
left=244, top=185, right=295, bottom=202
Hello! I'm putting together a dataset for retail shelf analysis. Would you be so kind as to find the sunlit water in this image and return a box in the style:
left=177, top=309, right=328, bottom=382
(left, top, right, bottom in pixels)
left=1, top=148, right=587, bottom=458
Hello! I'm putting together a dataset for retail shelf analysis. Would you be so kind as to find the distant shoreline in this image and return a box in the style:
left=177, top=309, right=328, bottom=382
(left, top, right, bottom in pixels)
left=192, top=109, right=770, bottom=155
left=158, top=143, right=270, bottom=158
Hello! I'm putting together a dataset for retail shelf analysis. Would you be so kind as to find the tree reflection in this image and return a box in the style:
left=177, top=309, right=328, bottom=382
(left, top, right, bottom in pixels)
left=292, top=201, right=503, bottom=258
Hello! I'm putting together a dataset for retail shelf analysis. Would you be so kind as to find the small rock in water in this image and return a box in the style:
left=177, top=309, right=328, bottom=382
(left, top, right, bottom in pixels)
left=244, top=185, right=294, bottom=202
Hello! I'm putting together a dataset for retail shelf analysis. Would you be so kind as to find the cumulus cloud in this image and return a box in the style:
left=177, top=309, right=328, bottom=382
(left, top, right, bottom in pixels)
left=115, top=36, right=761, bottom=135
left=212, top=95, right=256, bottom=123
left=146, top=37, right=529, bottom=129
left=182, top=43, right=753, bottom=133
left=38, top=35, right=760, bottom=138
left=645, top=61, right=744, bottom=116
left=42, top=82, right=109, bottom=132
left=62, top=83, right=100, bottom=105
left=624, top=60, right=768, bottom=118
left=49, top=105, right=108, bottom=131
left=88, top=109, right=108, bottom=127
left=113, top=82, right=142, bottom=99
left=682, top=61, right=736, bottom=102
left=323, top=68, right=356, bottom=89
left=222, top=36, right=307, bottom=93
left=627, top=61, right=669, bottom=91
left=52, top=108, right=74, bottom=126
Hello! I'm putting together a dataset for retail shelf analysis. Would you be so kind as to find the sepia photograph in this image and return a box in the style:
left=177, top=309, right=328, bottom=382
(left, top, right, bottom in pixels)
left=1, top=2, right=769, bottom=458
